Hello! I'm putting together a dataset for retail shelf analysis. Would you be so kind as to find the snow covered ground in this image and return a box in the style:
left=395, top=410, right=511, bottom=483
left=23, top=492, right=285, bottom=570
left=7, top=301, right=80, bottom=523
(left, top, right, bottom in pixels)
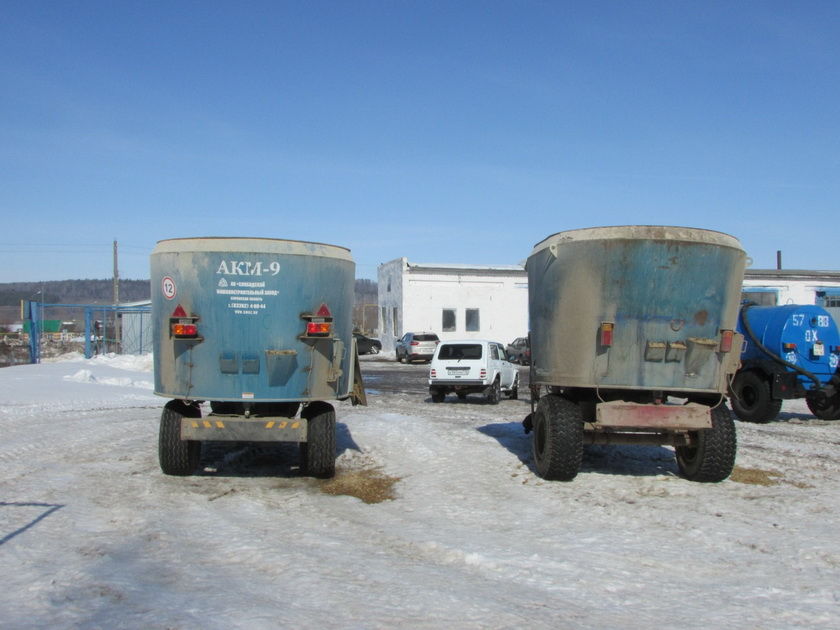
left=1, top=353, right=839, bottom=629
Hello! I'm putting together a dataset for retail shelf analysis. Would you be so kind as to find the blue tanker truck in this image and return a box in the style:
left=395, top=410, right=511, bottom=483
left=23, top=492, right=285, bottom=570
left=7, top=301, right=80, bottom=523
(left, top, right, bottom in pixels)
left=729, top=304, right=840, bottom=422
left=523, top=226, right=746, bottom=482
left=150, top=237, right=365, bottom=478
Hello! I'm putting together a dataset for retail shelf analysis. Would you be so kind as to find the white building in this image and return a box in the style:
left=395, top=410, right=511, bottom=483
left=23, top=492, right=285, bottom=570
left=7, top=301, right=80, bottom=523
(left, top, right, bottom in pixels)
left=377, top=258, right=528, bottom=352
left=377, top=259, right=840, bottom=352
left=742, top=269, right=840, bottom=320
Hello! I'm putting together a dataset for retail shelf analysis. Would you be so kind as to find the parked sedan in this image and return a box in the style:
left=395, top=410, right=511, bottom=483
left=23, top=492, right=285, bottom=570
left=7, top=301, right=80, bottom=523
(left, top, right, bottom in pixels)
left=505, top=337, right=530, bottom=364
left=395, top=332, right=440, bottom=363
left=354, top=331, right=382, bottom=355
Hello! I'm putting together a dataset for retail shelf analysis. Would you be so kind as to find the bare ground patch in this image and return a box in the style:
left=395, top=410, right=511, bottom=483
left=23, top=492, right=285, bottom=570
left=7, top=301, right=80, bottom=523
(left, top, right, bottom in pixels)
left=319, top=468, right=401, bottom=504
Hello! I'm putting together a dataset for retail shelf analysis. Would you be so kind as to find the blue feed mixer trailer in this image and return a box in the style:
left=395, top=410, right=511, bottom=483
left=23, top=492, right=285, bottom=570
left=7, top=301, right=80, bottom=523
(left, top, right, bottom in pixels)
left=150, top=237, right=366, bottom=478
left=730, top=304, right=840, bottom=422
left=523, top=226, right=746, bottom=483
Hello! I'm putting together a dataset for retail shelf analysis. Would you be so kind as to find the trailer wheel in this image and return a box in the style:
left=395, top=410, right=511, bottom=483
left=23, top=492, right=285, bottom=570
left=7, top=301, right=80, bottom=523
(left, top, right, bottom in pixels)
left=159, top=401, right=201, bottom=476
left=806, top=392, right=840, bottom=420
left=486, top=378, right=501, bottom=405
left=300, top=402, right=336, bottom=478
left=676, top=403, right=736, bottom=482
left=532, top=394, right=584, bottom=481
left=430, top=388, right=446, bottom=403
left=729, top=370, right=781, bottom=423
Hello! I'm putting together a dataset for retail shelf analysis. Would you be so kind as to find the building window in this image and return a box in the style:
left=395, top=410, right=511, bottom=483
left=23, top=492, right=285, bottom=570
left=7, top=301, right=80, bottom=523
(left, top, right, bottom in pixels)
left=392, top=307, right=399, bottom=335
left=742, top=290, right=777, bottom=306
left=381, top=307, right=387, bottom=331
left=442, top=308, right=456, bottom=332
left=466, top=308, right=480, bottom=332
left=817, top=291, right=840, bottom=308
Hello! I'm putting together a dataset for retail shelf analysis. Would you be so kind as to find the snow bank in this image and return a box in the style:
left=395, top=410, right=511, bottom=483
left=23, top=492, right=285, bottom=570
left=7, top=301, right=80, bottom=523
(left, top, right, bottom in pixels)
left=1, top=357, right=839, bottom=629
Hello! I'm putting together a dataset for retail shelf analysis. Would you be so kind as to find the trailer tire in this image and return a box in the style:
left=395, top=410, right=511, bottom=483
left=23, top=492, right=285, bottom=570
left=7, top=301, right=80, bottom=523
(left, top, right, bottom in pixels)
left=300, top=402, right=336, bottom=478
left=676, top=403, right=736, bottom=482
left=532, top=394, right=584, bottom=481
left=806, top=392, right=840, bottom=420
left=730, top=370, right=781, bottom=423
left=159, top=401, right=201, bottom=476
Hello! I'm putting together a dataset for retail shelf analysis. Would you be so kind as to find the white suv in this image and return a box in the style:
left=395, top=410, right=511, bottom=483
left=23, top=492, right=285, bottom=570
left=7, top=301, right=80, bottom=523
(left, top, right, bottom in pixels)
left=428, top=340, right=519, bottom=404
left=395, top=332, right=440, bottom=363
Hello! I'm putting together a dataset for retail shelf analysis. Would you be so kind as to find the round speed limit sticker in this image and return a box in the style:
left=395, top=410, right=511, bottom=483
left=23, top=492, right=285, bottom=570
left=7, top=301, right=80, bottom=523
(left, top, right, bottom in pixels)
left=162, top=276, right=177, bottom=300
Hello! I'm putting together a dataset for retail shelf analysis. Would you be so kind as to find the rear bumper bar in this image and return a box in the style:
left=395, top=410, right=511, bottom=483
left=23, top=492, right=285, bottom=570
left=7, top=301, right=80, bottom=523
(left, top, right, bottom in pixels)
left=180, top=414, right=308, bottom=442
left=595, top=401, right=712, bottom=430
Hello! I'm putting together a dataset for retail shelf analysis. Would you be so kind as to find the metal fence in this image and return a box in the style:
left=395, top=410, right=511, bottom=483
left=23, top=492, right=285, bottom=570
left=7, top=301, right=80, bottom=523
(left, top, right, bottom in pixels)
left=22, top=301, right=151, bottom=363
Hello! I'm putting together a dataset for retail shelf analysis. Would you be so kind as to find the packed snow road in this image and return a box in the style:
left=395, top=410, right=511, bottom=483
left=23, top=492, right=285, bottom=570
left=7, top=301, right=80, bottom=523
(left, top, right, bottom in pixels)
left=1, top=353, right=839, bottom=629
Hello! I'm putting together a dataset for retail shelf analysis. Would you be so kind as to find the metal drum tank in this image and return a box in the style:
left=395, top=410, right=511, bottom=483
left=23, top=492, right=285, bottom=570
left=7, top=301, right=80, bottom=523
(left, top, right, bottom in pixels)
left=524, top=226, right=747, bottom=482
left=150, top=237, right=364, bottom=478
left=731, top=304, right=840, bottom=422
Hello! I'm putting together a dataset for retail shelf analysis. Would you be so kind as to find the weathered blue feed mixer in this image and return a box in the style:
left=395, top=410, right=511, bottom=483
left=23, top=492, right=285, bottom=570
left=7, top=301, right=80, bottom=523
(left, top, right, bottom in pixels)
left=730, top=304, right=840, bottom=422
left=151, top=237, right=365, bottom=478
left=524, top=226, right=746, bottom=482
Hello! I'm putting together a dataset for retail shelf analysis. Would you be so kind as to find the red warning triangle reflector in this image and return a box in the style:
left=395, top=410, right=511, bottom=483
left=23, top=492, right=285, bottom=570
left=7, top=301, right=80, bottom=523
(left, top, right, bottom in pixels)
left=316, top=303, right=332, bottom=317
left=172, top=304, right=188, bottom=318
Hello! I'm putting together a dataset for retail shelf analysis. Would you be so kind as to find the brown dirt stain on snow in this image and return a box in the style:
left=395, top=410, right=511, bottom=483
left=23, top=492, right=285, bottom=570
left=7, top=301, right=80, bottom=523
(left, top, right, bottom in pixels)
left=319, top=468, right=401, bottom=504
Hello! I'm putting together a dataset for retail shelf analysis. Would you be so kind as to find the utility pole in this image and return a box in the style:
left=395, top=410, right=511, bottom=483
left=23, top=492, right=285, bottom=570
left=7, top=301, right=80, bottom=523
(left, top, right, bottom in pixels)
left=113, top=239, right=120, bottom=352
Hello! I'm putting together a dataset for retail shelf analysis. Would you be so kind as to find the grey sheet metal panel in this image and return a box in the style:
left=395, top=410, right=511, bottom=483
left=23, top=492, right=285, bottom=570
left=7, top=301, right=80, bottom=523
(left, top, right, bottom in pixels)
left=151, top=237, right=355, bottom=402
left=527, top=226, right=746, bottom=393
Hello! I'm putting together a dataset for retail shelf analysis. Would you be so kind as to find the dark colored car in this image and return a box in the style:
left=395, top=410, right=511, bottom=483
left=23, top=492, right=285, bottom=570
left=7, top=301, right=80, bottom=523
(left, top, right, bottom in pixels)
left=505, top=337, right=530, bottom=364
left=354, top=331, right=382, bottom=355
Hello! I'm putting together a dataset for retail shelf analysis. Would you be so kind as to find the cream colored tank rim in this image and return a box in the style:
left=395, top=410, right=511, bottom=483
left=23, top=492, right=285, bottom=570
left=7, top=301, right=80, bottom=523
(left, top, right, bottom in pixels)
left=152, top=237, right=353, bottom=261
left=531, top=225, right=743, bottom=257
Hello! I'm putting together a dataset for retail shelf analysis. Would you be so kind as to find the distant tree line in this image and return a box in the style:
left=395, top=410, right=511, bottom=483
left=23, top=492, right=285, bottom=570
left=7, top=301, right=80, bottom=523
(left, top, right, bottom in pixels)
left=0, top=280, right=152, bottom=307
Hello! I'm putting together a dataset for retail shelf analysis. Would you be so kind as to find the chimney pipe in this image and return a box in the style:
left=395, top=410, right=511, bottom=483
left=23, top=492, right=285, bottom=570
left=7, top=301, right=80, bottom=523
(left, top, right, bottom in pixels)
left=776, top=250, right=782, bottom=270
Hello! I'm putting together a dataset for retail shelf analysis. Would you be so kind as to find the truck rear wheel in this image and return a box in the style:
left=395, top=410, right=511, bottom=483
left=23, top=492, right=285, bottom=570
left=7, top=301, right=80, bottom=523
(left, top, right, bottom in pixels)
left=159, top=401, right=201, bottom=476
left=806, top=392, right=840, bottom=420
left=676, top=403, right=736, bottom=482
left=532, top=395, right=584, bottom=481
left=729, top=370, right=781, bottom=423
left=300, top=402, right=336, bottom=478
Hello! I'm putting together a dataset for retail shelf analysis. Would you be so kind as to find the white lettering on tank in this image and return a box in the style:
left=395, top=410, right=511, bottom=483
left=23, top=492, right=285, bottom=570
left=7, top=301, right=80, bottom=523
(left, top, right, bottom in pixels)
left=217, top=260, right=279, bottom=276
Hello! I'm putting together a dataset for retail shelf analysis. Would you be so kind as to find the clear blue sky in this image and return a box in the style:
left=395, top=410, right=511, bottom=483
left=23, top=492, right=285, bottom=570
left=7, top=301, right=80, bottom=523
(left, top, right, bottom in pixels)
left=2, top=1, right=838, bottom=282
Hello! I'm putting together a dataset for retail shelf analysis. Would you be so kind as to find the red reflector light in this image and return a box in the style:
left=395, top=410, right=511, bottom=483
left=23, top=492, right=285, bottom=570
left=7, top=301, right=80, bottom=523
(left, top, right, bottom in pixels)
left=306, top=322, right=331, bottom=336
left=316, top=303, right=332, bottom=317
left=480, top=369, right=486, bottom=378
left=410, top=341, right=419, bottom=346
left=171, top=323, right=198, bottom=338
left=171, top=304, right=188, bottom=318
left=719, top=329, right=734, bottom=353
left=782, top=342, right=797, bottom=351
left=600, top=322, right=614, bottom=347
left=430, top=369, right=437, bottom=378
